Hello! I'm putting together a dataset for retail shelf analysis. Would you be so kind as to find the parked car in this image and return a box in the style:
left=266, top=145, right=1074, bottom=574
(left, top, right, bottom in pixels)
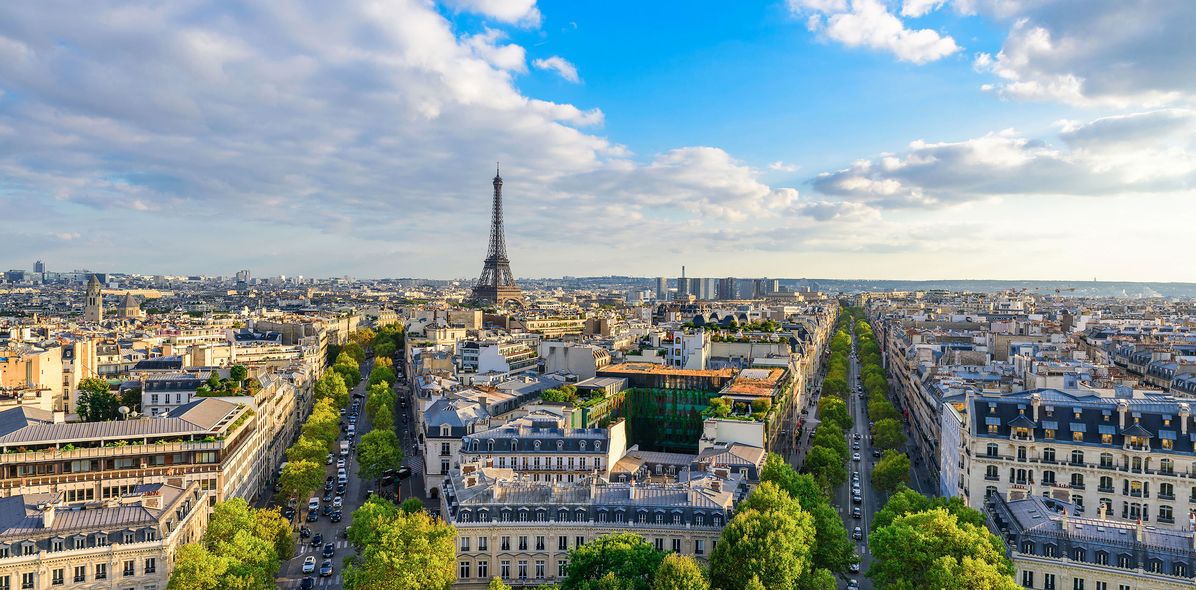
left=302, top=556, right=316, bottom=574
left=325, top=454, right=334, bottom=465
left=851, top=506, right=862, bottom=519
left=872, top=449, right=882, bottom=458
left=322, top=490, right=333, bottom=503
left=305, top=511, right=318, bottom=523
left=320, top=560, right=334, bottom=577
left=852, top=493, right=862, bottom=504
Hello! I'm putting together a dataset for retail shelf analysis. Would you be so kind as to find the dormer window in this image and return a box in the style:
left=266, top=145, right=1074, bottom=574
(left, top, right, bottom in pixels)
left=487, top=440, right=495, bottom=452
left=534, top=440, right=542, bottom=450
left=579, top=441, right=587, bottom=451
left=556, top=440, right=564, bottom=450
left=440, top=425, right=450, bottom=437
left=594, top=442, right=602, bottom=451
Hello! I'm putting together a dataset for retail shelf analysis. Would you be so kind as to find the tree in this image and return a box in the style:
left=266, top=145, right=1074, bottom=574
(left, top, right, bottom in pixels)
left=801, top=568, right=837, bottom=590
left=743, top=577, right=766, bottom=590
left=334, top=362, right=362, bottom=389
left=710, top=492, right=816, bottom=590
left=542, top=388, right=579, bottom=404
left=817, top=396, right=852, bottom=431
left=704, top=397, right=731, bottom=418
left=286, top=435, right=330, bottom=464
left=343, top=508, right=457, bottom=590
left=315, top=371, right=350, bottom=410
left=872, top=418, right=907, bottom=452
left=348, top=496, right=399, bottom=549
left=868, top=398, right=901, bottom=422
left=400, top=498, right=424, bottom=514
left=77, top=377, right=120, bottom=421
left=303, top=398, right=341, bottom=444
left=229, top=364, right=248, bottom=385
left=120, top=387, right=142, bottom=413
left=802, top=446, right=847, bottom=490
left=810, top=423, right=849, bottom=463
left=167, top=544, right=228, bottom=590
left=211, top=529, right=278, bottom=590
left=488, top=579, right=513, bottom=590
left=374, top=404, right=395, bottom=431
left=358, top=429, right=404, bottom=481
left=758, top=455, right=853, bottom=574
left=278, top=460, right=324, bottom=502
left=868, top=508, right=1016, bottom=590
left=253, top=507, right=295, bottom=565
left=343, top=342, right=366, bottom=365
left=563, top=532, right=664, bottom=590
left=369, top=364, right=397, bottom=388
left=871, top=450, right=911, bottom=495
left=374, top=340, right=397, bottom=359
left=652, top=554, right=708, bottom=590
left=873, top=487, right=986, bottom=530
left=351, top=328, right=376, bottom=349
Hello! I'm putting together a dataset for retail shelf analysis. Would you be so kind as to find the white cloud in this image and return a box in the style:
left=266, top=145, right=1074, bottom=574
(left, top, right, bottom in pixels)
left=441, top=0, right=541, bottom=26
left=790, top=0, right=959, bottom=64
left=0, top=0, right=815, bottom=278
left=532, top=55, right=580, bottom=83
left=769, top=161, right=798, bottom=172
left=900, top=0, right=946, bottom=17
left=813, top=109, right=1196, bottom=207
left=969, top=1, right=1196, bottom=106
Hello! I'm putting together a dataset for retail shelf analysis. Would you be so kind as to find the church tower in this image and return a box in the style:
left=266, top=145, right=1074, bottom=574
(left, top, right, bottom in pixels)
left=83, top=274, right=103, bottom=322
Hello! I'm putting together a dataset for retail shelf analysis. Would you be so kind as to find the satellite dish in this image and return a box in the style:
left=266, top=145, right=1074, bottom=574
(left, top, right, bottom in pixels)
left=118, top=406, right=130, bottom=419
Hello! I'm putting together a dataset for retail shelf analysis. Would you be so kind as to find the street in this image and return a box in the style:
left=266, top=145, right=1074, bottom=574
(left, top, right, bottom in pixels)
left=273, top=358, right=430, bottom=589
left=830, top=327, right=878, bottom=590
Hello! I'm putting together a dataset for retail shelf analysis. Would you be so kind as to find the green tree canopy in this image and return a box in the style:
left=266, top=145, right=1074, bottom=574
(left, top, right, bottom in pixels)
left=400, top=498, right=424, bottom=514
left=358, top=428, right=404, bottom=481
left=872, top=418, right=907, bottom=451
left=868, top=398, right=902, bottom=422
left=873, top=487, right=986, bottom=530
left=758, top=454, right=853, bottom=574
left=868, top=508, right=1016, bottom=590
left=709, top=492, right=816, bottom=590
left=77, top=377, right=120, bottom=421
left=166, top=544, right=228, bottom=590
left=286, top=435, right=330, bottom=464
left=817, top=396, right=852, bottom=431
left=229, top=364, right=248, bottom=384
left=563, top=532, right=665, bottom=590
left=705, top=397, right=731, bottom=418
left=315, top=371, right=350, bottom=410
left=348, top=496, right=400, bottom=550
left=652, top=554, right=708, bottom=590
left=802, top=445, right=847, bottom=490
left=488, top=579, right=514, bottom=590
left=871, top=450, right=911, bottom=495
left=810, top=423, right=850, bottom=463
left=169, top=498, right=290, bottom=590
left=343, top=342, right=366, bottom=364
left=369, top=364, right=397, bottom=388
left=343, top=508, right=457, bottom=590
left=278, top=460, right=324, bottom=502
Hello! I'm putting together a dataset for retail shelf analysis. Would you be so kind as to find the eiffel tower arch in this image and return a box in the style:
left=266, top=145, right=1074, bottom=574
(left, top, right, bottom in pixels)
left=472, top=165, right=524, bottom=306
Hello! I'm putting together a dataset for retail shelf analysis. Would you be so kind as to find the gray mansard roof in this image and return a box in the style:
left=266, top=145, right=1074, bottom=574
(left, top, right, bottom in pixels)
left=0, top=397, right=244, bottom=446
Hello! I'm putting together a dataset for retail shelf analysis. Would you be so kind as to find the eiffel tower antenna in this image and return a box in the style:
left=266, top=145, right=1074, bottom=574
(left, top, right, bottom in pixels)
left=472, top=165, right=523, bottom=306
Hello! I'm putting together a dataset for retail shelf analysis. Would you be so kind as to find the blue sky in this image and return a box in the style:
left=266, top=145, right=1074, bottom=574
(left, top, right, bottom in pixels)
left=1, top=1, right=1194, bottom=281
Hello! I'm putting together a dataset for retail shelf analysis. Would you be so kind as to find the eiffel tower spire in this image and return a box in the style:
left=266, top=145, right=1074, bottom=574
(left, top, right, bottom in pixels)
left=472, top=165, right=523, bottom=306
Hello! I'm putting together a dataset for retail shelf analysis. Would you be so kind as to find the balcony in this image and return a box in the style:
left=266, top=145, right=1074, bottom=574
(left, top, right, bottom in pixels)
left=1098, top=486, right=1115, bottom=494
left=1070, top=483, right=1086, bottom=490
left=1158, top=515, right=1176, bottom=524
left=1128, top=490, right=1149, bottom=498
left=985, top=474, right=1000, bottom=481
left=1158, top=492, right=1175, bottom=501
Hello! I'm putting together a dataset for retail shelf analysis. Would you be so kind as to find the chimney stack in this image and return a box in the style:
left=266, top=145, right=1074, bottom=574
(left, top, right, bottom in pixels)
left=41, top=503, right=55, bottom=529
left=1136, top=519, right=1145, bottom=543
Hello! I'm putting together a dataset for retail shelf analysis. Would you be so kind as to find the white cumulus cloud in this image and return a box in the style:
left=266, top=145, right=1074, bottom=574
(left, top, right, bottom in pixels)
left=532, top=55, right=580, bottom=83
left=790, top=0, right=959, bottom=64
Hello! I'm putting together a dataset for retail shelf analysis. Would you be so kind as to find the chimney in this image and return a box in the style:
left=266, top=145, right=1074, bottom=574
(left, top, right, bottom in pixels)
left=1136, top=519, right=1145, bottom=543
left=709, top=479, right=722, bottom=493
left=41, top=503, right=55, bottom=529
left=1181, top=403, right=1191, bottom=436
left=1097, top=503, right=1107, bottom=521
left=1030, top=393, right=1041, bottom=422
left=1118, top=400, right=1128, bottom=429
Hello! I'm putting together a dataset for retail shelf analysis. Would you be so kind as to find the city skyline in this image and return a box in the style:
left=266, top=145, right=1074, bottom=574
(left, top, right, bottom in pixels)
left=1, top=1, right=1193, bottom=281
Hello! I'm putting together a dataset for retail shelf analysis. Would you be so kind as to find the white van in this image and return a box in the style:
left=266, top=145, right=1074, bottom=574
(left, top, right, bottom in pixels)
left=340, top=441, right=350, bottom=457
left=307, top=497, right=320, bottom=511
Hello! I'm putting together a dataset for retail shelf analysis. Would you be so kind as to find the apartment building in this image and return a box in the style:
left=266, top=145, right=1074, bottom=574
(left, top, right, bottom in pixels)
left=965, top=387, right=1196, bottom=530
left=442, top=466, right=743, bottom=589
left=0, top=398, right=263, bottom=505
left=991, top=494, right=1196, bottom=590
left=0, top=482, right=207, bottom=590
left=458, top=411, right=627, bottom=484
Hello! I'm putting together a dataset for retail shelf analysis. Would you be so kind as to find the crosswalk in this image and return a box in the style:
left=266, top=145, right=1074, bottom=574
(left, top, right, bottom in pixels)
left=296, top=539, right=351, bottom=555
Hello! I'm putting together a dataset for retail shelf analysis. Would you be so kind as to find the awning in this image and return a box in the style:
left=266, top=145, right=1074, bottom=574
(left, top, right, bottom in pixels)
left=1070, top=423, right=1087, bottom=432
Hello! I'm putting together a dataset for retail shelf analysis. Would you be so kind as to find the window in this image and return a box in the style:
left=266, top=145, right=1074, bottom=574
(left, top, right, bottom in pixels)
left=672, top=538, right=681, bottom=553
left=1071, top=473, right=1084, bottom=488
left=95, top=564, right=107, bottom=580
left=1043, top=448, right=1056, bottom=462
left=144, top=559, right=156, bottom=574
left=575, top=536, right=585, bottom=549
left=500, top=561, right=510, bottom=580
left=1100, top=453, right=1114, bottom=468
left=1072, top=548, right=1085, bottom=562
left=440, top=442, right=451, bottom=456
left=74, top=538, right=85, bottom=550
left=654, top=538, right=664, bottom=551
left=1099, top=476, right=1113, bottom=492
left=1073, top=579, right=1084, bottom=590
left=478, top=537, right=488, bottom=551
left=535, top=560, right=545, bottom=579
left=74, top=566, right=85, bottom=583
left=558, top=560, right=569, bottom=578
left=145, top=530, right=157, bottom=541
left=440, top=460, right=450, bottom=473
left=1044, top=544, right=1058, bottom=558
left=559, top=536, right=568, bottom=551
left=518, top=536, right=528, bottom=551
left=459, top=561, right=471, bottom=580
left=478, top=561, right=488, bottom=580
left=694, top=539, right=705, bottom=556
left=123, top=560, right=134, bottom=576
left=518, top=560, right=528, bottom=580
left=19, top=544, right=33, bottom=556
left=1096, top=583, right=1107, bottom=590
left=1118, top=555, right=1134, bottom=569
left=1095, top=551, right=1108, bottom=566
left=460, top=537, right=470, bottom=551
left=1175, top=563, right=1188, bottom=577
left=501, top=536, right=510, bottom=551
left=19, top=574, right=31, bottom=590
left=1022, top=571, right=1034, bottom=588
left=536, top=536, right=545, bottom=551
left=52, top=569, right=63, bottom=586
left=124, top=532, right=135, bottom=544
left=985, top=465, right=999, bottom=480
left=1071, top=450, right=1084, bottom=464
left=1042, top=470, right=1056, bottom=485
left=1044, top=573, right=1056, bottom=590
left=986, top=443, right=998, bottom=457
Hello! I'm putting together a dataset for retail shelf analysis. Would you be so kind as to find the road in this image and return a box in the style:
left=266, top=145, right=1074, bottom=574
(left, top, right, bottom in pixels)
left=276, top=360, right=376, bottom=589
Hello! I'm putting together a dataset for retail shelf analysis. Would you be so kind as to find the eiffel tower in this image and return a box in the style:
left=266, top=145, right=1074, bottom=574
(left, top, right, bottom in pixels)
left=472, top=165, right=524, bottom=306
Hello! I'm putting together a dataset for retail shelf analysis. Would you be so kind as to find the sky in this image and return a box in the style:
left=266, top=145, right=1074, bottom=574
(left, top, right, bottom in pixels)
left=1, top=0, right=1194, bottom=282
